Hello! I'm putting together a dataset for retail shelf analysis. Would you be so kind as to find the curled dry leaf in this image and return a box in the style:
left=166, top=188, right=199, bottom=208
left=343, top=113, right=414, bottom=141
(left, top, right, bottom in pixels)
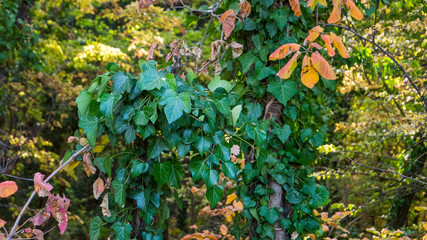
left=138, top=0, right=156, bottom=13
left=346, top=0, right=363, bottom=20
left=146, top=43, right=157, bottom=61
left=93, top=177, right=105, bottom=200
left=82, top=152, right=96, bottom=176
left=215, top=63, right=222, bottom=76
left=311, top=51, right=337, bottom=80
left=192, top=47, right=202, bottom=59
left=289, top=0, right=302, bottom=16
left=277, top=51, right=301, bottom=79
left=45, top=194, right=70, bottom=234
left=79, top=137, right=88, bottom=146
left=67, top=136, right=79, bottom=143
left=100, top=194, right=111, bottom=217
left=220, top=224, right=228, bottom=235
left=31, top=212, right=50, bottom=226
left=210, top=40, right=227, bottom=60
left=34, top=173, right=54, bottom=197
left=301, top=57, right=320, bottom=88
left=238, top=0, right=251, bottom=20
left=269, top=43, right=300, bottom=60
left=327, top=0, right=341, bottom=24
left=321, top=34, right=335, bottom=57
left=219, top=10, right=236, bottom=40
left=230, top=41, right=243, bottom=59
left=305, top=26, right=324, bottom=43
left=0, top=181, right=18, bottom=198
left=330, top=32, right=350, bottom=58
left=307, top=0, right=327, bottom=11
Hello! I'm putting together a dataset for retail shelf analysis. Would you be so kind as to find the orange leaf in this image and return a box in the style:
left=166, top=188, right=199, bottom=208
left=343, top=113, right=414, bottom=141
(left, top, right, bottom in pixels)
left=302, top=55, right=309, bottom=69
left=327, top=0, right=341, bottom=23
left=0, top=181, right=18, bottom=198
left=93, top=177, right=105, bottom=200
left=238, top=0, right=251, bottom=20
left=321, top=34, right=335, bottom=57
left=311, top=51, right=337, bottom=80
left=269, top=43, right=301, bottom=60
left=277, top=51, right=301, bottom=79
left=301, top=58, right=319, bottom=88
left=289, top=0, right=302, bottom=17
left=346, top=0, right=363, bottom=20
left=0, top=219, right=6, bottom=228
left=305, top=26, right=324, bottom=43
left=310, top=42, right=323, bottom=50
left=219, top=10, right=236, bottom=40
left=220, top=224, right=228, bottom=235
left=226, top=193, right=238, bottom=204
left=330, top=32, right=350, bottom=58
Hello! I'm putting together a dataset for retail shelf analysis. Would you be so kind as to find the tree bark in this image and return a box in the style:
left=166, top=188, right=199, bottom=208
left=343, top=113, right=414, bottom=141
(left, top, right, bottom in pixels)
left=269, top=181, right=291, bottom=240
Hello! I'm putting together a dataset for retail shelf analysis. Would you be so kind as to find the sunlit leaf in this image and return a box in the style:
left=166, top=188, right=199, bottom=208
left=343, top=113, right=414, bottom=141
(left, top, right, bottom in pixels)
left=321, top=34, right=335, bottom=57
left=277, top=51, right=301, bottom=79
left=301, top=58, right=320, bottom=88
left=34, top=173, right=53, bottom=197
left=269, top=44, right=301, bottom=60
left=305, top=26, right=324, bottom=43
left=289, top=0, right=302, bottom=16
left=327, top=0, right=341, bottom=23
left=0, top=181, right=18, bottom=198
left=311, top=51, right=337, bottom=80
left=330, top=32, right=350, bottom=58
left=307, top=0, right=327, bottom=10
left=346, top=0, right=363, bottom=20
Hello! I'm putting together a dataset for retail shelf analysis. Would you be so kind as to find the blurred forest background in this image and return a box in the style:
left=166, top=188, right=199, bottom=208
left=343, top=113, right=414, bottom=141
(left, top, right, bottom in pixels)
left=0, top=0, right=426, bottom=239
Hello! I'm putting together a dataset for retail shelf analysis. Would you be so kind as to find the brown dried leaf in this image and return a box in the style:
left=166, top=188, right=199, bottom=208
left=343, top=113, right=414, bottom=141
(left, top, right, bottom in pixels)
left=210, top=40, right=227, bottom=60
left=82, top=153, right=96, bottom=177
left=289, top=0, right=302, bottom=17
left=146, top=43, right=157, bottom=61
left=100, top=194, right=111, bottom=217
left=215, top=63, right=222, bottom=76
left=219, top=10, right=236, bottom=40
left=138, top=0, right=156, bottom=13
left=238, top=0, right=251, bottom=20
left=230, top=41, right=243, bottom=59
left=67, top=136, right=79, bottom=143
left=93, top=177, right=105, bottom=200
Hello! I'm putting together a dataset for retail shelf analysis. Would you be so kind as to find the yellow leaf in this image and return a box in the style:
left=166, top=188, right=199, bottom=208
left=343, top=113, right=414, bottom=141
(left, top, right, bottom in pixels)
left=346, top=0, right=363, bottom=20
left=330, top=32, right=350, bottom=58
left=64, top=160, right=80, bottom=172
left=301, top=58, right=319, bottom=88
left=289, top=0, right=302, bottom=16
left=226, top=193, right=238, bottom=204
left=277, top=51, right=301, bottom=79
left=94, top=135, right=110, bottom=153
left=423, top=222, right=427, bottom=231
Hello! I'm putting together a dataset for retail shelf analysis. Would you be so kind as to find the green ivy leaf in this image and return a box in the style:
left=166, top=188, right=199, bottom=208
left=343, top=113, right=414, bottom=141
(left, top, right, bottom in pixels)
left=78, top=114, right=98, bottom=147
left=208, top=76, right=232, bottom=92
left=147, top=138, right=168, bottom=159
left=206, top=184, right=224, bottom=208
left=112, top=222, right=132, bottom=240
left=202, top=169, right=219, bottom=187
left=90, top=216, right=103, bottom=240
left=153, top=161, right=172, bottom=185
left=195, top=135, right=213, bottom=156
left=221, top=161, right=237, bottom=180
left=274, top=124, right=291, bottom=144
left=259, top=206, right=279, bottom=225
left=106, top=62, right=120, bottom=72
left=189, top=159, right=207, bottom=181
left=309, top=132, right=323, bottom=147
left=214, top=97, right=230, bottom=115
left=112, top=179, right=127, bottom=207
left=131, top=159, right=148, bottom=178
left=246, top=123, right=267, bottom=146
left=239, top=51, right=259, bottom=75
left=133, top=109, right=149, bottom=126
left=99, top=93, right=122, bottom=119
left=169, top=160, right=183, bottom=188
left=267, top=79, right=298, bottom=106
left=76, top=90, right=93, bottom=116
left=302, top=182, right=330, bottom=208
left=132, top=190, right=147, bottom=211
left=230, top=105, right=242, bottom=127
left=159, top=89, right=191, bottom=123
left=112, top=71, right=131, bottom=94
left=138, top=61, right=164, bottom=91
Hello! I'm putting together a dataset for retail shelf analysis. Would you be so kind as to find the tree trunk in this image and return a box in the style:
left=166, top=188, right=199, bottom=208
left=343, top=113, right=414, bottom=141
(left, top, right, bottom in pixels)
left=269, top=181, right=292, bottom=240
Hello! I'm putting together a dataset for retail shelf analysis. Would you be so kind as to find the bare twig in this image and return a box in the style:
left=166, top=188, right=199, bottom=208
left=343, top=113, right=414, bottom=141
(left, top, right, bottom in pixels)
left=6, top=145, right=90, bottom=240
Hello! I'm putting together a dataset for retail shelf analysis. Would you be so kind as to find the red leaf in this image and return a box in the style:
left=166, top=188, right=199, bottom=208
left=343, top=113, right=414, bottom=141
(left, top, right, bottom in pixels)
left=269, top=43, right=301, bottom=60
left=0, top=219, right=6, bottom=228
left=34, top=173, right=53, bottom=197
left=277, top=51, right=301, bottom=79
left=93, top=177, right=105, bottom=200
left=330, top=32, right=350, bottom=58
left=0, top=181, right=18, bottom=198
left=289, top=0, right=302, bottom=16
left=346, top=0, right=363, bottom=20
left=327, top=0, right=341, bottom=23
left=321, top=34, right=335, bottom=57
left=311, top=51, right=337, bottom=80
left=219, top=10, right=236, bottom=40
left=238, top=0, right=251, bottom=20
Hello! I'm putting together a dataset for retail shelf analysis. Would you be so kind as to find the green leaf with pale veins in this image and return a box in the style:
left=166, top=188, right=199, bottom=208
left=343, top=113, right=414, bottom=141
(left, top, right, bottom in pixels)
left=246, top=124, right=267, bottom=146
left=274, top=124, right=291, bottom=144
left=221, top=161, right=237, bottom=179
left=112, top=179, right=127, bottom=207
left=195, top=135, right=213, bottom=156
left=112, top=222, right=132, bottom=240
left=159, top=89, right=191, bottom=123
left=208, top=76, right=232, bottom=92
left=239, top=51, right=259, bottom=75
left=76, top=90, right=93, bottom=116
left=137, top=61, right=164, bottom=91
left=206, top=185, right=224, bottom=208
left=78, top=114, right=98, bottom=147
left=169, top=160, right=183, bottom=188
left=260, top=206, right=279, bottom=225
left=112, top=71, right=131, bottom=94
left=202, top=169, right=219, bottom=187
left=147, top=138, right=168, bottom=159
left=302, top=182, right=330, bottom=208
left=189, top=159, right=207, bottom=181
left=99, top=93, right=122, bottom=119
left=214, top=97, right=230, bottom=115
left=153, top=161, right=172, bottom=185
left=267, top=79, right=298, bottom=106
left=90, top=217, right=103, bottom=240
